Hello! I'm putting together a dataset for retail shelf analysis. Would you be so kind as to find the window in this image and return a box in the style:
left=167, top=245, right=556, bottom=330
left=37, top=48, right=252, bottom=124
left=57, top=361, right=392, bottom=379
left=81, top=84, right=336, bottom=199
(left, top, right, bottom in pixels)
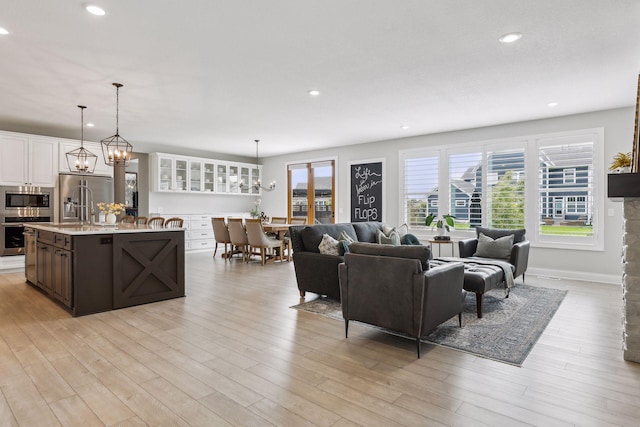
left=538, top=136, right=594, bottom=241
left=563, top=168, right=576, bottom=184
left=566, top=196, right=587, bottom=214
left=401, top=128, right=603, bottom=250
left=403, top=155, right=438, bottom=228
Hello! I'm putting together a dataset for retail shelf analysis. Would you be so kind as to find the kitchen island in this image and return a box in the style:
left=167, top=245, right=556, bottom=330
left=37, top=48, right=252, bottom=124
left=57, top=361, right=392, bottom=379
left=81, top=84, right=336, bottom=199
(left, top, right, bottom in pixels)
left=26, top=223, right=185, bottom=316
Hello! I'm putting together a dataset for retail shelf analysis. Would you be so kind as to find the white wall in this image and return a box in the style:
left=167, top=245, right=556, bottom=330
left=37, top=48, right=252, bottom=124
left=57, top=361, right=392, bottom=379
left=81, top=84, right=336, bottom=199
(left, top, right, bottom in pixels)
left=260, top=107, right=634, bottom=284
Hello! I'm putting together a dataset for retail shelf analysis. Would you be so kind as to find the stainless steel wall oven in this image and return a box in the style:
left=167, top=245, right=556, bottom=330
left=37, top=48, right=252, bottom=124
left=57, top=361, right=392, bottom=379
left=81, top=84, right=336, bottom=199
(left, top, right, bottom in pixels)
left=0, top=186, right=53, bottom=256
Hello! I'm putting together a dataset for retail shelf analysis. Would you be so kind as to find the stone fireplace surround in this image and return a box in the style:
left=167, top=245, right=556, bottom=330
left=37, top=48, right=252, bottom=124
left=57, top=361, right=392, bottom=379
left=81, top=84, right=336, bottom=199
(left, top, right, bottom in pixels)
left=608, top=173, right=640, bottom=363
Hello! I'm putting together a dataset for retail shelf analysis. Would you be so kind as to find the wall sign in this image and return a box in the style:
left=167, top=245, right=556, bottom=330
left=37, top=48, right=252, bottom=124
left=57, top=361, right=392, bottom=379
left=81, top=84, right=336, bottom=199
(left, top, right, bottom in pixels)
left=350, top=160, right=383, bottom=222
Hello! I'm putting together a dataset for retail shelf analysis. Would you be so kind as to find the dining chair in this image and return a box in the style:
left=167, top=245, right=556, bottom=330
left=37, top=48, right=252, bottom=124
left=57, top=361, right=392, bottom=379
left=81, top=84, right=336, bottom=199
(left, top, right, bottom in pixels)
left=135, top=216, right=148, bottom=225
left=245, top=219, right=283, bottom=265
left=270, top=217, right=287, bottom=224
left=120, top=215, right=135, bottom=224
left=148, top=217, right=165, bottom=227
left=164, top=217, right=184, bottom=228
left=227, top=218, right=250, bottom=261
left=290, top=217, right=307, bottom=225
left=211, top=217, right=232, bottom=260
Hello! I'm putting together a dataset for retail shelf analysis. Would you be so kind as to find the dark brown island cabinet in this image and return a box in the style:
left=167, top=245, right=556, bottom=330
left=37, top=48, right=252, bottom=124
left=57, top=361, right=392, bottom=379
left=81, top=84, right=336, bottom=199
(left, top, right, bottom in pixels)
left=25, top=224, right=185, bottom=316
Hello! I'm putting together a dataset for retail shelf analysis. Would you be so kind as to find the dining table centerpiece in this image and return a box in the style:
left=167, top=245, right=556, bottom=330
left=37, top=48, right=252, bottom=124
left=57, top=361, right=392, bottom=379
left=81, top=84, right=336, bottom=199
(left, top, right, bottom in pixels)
left=97, top=202, right=126, bottom=225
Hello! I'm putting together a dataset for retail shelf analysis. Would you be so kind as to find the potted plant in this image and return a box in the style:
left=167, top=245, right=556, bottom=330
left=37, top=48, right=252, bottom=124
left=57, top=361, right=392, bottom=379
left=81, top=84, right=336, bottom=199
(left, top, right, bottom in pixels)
left=609, top=152, right=632, bottom=173
left=425, top=213, right=455, bottom=237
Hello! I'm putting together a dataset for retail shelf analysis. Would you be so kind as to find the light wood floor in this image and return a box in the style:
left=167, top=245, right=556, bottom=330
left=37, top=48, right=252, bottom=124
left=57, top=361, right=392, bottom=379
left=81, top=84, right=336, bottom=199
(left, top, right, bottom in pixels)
left=0, top=252, right=639, bottom=426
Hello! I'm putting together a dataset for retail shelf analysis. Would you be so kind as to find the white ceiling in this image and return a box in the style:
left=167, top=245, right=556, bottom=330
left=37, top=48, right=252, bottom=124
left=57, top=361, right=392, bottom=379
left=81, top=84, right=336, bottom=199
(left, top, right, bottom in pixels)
left=0, top=0, right=638, bottom=158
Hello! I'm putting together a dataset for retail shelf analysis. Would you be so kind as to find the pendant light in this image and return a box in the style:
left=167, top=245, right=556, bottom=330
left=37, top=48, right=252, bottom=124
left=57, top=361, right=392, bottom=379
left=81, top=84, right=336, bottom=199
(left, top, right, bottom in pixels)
left=248, top=139, right=275, bottom=192
left=66, top=105, right=98, bottom=174
left=101, top=82, right=133, bottom=166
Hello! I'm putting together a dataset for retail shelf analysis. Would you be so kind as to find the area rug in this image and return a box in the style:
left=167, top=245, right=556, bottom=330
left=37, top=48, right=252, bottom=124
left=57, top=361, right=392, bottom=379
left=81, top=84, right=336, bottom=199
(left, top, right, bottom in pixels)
left=290, top=284, right=567, bottom=366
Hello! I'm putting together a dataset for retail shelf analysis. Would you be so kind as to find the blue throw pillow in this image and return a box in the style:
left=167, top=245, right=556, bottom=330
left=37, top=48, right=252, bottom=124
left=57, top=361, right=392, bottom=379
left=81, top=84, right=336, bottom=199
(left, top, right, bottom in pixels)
left=400, top=233, right=421, bottom=245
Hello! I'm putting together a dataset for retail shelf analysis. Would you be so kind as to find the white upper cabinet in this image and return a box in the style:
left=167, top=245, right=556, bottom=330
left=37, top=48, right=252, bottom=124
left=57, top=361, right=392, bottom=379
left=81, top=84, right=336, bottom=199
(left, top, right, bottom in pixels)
left=58, top=140, right=113, bottom=176
left=151, top=152, right=261, bottom=195
left=0, top=134, right=57, bottom=186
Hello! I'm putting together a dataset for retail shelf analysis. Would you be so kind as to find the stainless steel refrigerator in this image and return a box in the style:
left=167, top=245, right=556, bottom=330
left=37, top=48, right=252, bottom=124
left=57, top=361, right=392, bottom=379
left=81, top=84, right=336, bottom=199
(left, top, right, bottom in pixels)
left=59, top=173, right=114, bottom=223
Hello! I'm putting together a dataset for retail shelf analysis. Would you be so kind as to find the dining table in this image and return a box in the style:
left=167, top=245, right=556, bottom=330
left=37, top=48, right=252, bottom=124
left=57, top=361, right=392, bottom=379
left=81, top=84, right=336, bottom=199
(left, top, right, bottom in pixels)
left=261, top=223, right=292, bottom=241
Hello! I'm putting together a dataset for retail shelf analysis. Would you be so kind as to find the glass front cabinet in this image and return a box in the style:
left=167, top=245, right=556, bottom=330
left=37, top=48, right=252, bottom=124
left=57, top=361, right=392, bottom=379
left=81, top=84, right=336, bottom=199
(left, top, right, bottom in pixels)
left=174, top=158, right=188, bottom=191
left=189, top=160, right=202, bottom=192
left=152, top=153, right=263, bottom=195
left=156, top=155, right=174, bottom=191
left=216, top=164, right=227, bottom=192
left=203, top=162, right=215, bottom=192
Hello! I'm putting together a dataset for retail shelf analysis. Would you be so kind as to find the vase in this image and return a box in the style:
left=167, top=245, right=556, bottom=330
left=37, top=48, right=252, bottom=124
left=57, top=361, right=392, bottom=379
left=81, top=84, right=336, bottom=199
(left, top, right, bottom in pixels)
left=106, top=213, right=117, bottom=225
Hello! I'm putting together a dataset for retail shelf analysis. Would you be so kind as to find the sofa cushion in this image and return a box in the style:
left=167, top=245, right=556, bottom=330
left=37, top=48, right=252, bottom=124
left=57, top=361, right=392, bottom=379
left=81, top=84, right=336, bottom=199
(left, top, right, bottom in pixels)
left=352, top=222, right=384, bottom=243
left=474, top=232, right=514, bottom=260
left=349, top=242, right=431, bottom=270
left=300, top=224, right=357, bottom=253
left=376, top=229, right=401, bottom=245
left=475, top=226, right=526, bottom=243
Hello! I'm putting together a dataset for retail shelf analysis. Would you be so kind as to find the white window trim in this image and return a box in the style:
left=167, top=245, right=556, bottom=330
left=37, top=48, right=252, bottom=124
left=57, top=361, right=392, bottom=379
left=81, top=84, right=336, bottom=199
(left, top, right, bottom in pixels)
left=399, top=127, right=604, bottom=251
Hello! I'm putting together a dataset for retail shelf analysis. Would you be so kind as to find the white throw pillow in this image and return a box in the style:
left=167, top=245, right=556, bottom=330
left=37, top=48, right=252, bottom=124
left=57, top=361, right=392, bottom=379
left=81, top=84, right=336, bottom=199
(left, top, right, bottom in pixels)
left=318, top=233, right=341, bottom=256
left=474, top=232, right=514, bottom=259
left=376, top=229, right=401, bottom=245
left=382, top=223, right=409, bottom=238
left=396, top=223, right=409, bottom=238
left=337, top=230, right=355, bottom=244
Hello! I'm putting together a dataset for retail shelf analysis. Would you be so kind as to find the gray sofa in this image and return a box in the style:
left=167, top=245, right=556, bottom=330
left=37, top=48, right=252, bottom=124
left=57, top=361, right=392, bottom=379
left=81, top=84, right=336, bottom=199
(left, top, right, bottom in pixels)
left=339, top=243, right=465, bottom=358
left=289, top=222, right=388, bottom=299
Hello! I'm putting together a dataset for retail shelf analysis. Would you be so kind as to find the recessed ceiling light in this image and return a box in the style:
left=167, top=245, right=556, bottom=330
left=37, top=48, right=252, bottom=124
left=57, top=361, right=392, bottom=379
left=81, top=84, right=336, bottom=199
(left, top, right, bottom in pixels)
left=308, top=90, right=320, bottom=96
left=85, top=122, right=95, bottom=127
left=498, top=32, right=522, bottom=43
left=0, top=27, right=9, bottom=35
left=547, top=102, right=559, bottom=107
left=400, top=125, right=410, bottom=130
left=85, top=5, right=106, bottom=16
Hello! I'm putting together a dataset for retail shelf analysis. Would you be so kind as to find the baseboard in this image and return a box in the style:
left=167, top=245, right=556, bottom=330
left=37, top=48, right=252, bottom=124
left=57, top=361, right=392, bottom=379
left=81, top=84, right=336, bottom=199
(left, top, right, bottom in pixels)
left=527, top=267, right=620, bottom=285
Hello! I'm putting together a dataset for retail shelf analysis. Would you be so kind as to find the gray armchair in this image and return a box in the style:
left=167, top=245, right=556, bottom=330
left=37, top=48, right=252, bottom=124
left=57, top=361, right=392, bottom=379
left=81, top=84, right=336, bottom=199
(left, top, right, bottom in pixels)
left=458, top=227, right=530, bottom=281
left=338, top=243, right=465, bottom=358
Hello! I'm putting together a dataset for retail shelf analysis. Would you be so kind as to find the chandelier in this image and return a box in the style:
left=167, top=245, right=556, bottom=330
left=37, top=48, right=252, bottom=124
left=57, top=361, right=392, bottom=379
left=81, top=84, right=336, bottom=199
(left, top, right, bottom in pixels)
left=66, top=105, right=98, bottom=174
left=241, top=139, right=275, bottom=192
left=101, top=82, right=133, bottom=166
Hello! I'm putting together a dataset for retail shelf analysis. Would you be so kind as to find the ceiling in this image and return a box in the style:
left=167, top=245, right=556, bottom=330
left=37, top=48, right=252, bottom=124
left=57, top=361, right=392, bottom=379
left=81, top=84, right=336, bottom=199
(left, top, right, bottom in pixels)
left=0, top=0, right=638, bottom=158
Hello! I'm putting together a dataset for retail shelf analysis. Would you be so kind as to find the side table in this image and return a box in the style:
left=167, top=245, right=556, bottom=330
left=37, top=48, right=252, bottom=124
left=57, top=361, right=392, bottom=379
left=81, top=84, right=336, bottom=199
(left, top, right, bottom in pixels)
left=428, top=239, right=456, bottom=257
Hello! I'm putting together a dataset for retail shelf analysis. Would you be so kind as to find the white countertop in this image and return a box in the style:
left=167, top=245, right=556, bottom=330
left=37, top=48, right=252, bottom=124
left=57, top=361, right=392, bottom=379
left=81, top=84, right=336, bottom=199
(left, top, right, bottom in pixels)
left=28, top=223, right=185, bottom=236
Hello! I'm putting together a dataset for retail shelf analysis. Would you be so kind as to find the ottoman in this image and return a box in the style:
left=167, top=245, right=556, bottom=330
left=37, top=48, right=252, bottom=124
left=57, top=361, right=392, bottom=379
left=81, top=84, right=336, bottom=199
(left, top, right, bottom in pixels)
left=431, top=259, right=506, bottom=318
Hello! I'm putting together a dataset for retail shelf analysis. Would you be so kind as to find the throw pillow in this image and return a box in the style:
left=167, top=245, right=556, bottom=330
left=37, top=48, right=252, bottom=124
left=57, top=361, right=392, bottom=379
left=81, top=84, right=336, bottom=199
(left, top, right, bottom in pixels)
left=474, top=232, right=514, bottom=259
left=337, top=230, right=355, bottom=244
left=382, top=223, right=409, bottom=238
left=318, top=233, right=340, bottom=256
left=400, top=233, right=421, bottom=245
left=338, top=240, right=351, bottom=256
left=395, top=223, right=409, bottom=238
left=376, top=229, right=401, bottom=245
